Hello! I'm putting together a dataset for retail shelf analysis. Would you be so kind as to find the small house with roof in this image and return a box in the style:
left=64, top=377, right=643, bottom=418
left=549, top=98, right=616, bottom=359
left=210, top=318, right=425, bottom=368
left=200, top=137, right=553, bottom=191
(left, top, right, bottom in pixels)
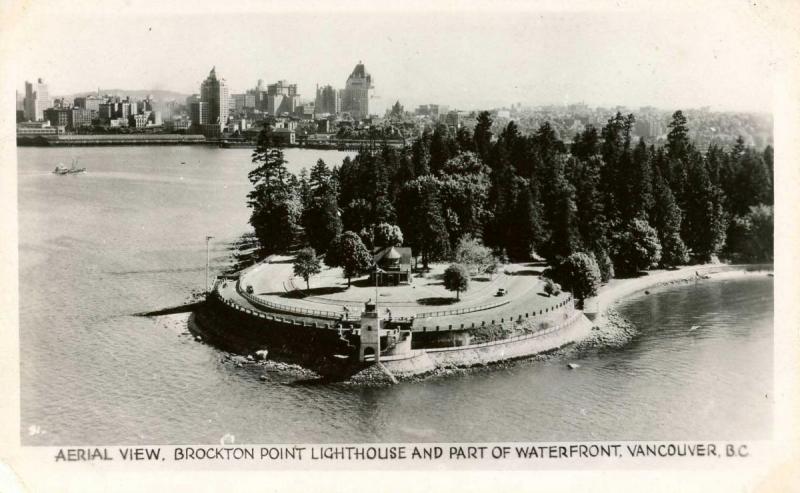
left=370, top=246, right=412, bottom=286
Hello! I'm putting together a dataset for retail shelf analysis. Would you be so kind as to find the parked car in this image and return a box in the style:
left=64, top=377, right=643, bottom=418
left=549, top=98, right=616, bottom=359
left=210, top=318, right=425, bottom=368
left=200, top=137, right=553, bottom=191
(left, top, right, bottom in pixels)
left=496, top=288, right=507, bottom=297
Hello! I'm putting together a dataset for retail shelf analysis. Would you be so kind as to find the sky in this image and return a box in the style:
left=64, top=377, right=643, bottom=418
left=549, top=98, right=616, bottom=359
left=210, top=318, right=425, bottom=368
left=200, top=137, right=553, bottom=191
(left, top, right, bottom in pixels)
left=2, top=0, right=793, bottom=114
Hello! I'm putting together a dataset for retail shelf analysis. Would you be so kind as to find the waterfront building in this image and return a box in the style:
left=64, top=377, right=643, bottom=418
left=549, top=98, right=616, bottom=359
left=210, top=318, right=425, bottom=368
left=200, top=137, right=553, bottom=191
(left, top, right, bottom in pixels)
left=70, top=108, right=92, bottom=129
left=190, top=101, right=209, bottom=127
left=24, top=78, right=50, bottom=121
left=271, top=127, right=296, bottom=145
left=129, top=113, right=150, bottom=128
left=341, top=62, right=373, bottom=120
left=16, top=121, right=64, bottom=136
left=315, top=84, right=341, bottom=115
left=166, top=118, right=191, bottom=131
left=200, top=67, right=230, bottom=128
left=44, top=108, right=70, bottom=129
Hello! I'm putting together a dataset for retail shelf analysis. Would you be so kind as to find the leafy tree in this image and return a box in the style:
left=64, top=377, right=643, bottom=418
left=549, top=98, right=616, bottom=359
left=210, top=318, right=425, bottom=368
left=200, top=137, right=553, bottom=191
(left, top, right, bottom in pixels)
left=593, top=247, right=615, bottom=282
left=325, top=231, right=372, bottom=287
left=729, top=148, right=773, bottom=215
left=397, top=176, right=450, bottom=268
left=558, top=252, right=602, bottom=306
left=724, top=205, right=773, bottom=262
left=293, top=248, right=322, bottom=290
left=373, top=223, right=404, bottom=248
left=612, top=217, right=662, bottom=276
left=443, top=264, right=470, bottom=300
left=341, top=198, right=373, bottom=234
left=453, top=236, right=494, bottom=275
left=302, top=191, right=342, bottom=253
left=247, top=126, right=299, bottom=255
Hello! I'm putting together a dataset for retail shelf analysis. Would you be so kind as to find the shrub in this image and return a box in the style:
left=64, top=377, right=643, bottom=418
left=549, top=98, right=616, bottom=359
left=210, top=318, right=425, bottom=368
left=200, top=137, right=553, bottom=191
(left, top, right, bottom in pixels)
left=543, top=277, right=561, bottom=297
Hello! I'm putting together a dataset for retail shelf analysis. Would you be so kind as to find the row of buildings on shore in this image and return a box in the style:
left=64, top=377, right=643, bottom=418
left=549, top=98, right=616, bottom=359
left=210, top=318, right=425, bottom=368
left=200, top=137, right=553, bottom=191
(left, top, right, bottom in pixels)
left=16, top=62, right=379, bottom=144
left=16, top=66, right=772, bottom=149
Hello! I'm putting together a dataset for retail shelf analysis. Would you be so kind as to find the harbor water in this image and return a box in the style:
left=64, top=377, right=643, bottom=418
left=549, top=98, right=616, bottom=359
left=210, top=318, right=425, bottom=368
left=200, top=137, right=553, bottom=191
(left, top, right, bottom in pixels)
left=18, top=146, right=773, bottom=444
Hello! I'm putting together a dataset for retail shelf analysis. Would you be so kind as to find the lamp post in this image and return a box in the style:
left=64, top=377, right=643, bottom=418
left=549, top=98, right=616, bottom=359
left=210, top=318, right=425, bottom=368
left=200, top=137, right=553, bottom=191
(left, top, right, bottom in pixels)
left=205, top=235, right=214, bottom=292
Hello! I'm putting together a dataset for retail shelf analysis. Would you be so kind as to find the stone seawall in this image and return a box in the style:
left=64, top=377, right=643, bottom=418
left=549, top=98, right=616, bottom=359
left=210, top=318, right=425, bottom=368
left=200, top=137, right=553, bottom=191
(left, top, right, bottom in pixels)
left=376, top=312, right=593, bottom=379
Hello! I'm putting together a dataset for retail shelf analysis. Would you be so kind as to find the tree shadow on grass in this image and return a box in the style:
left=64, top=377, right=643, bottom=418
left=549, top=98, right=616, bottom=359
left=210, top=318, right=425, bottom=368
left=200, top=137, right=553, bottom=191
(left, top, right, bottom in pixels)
left=417, top=297, right=458, bottom=306
left=506, top=270, right=542, bottom=276
left=348, top=277, right=378, bottom=288
left=283, top=286, right=348, bottom=298
left=613, top=270, right=650, bottom=279
left=472, top=276, right=491, bottom=282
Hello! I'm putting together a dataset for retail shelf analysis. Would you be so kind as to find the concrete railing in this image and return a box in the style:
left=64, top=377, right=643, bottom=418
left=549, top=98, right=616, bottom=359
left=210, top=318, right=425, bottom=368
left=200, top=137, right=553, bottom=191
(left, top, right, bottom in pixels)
left=415, top=299, right=510, bottom=319
left=415, top=295, right=574, bottom=332
left=426, top=310, right=583, bottom=353
left=238, top=286, right=356, bottom=321
left=212, top=287, right=341, bottom=330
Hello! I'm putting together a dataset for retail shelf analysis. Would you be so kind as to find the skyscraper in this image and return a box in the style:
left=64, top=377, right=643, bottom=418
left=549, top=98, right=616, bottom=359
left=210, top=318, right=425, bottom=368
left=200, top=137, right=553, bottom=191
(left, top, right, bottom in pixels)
left=200, top=67, right=229, bottom=128
left=24, top=78, right=50, bottom=121
left=341, top=62, right=373, bottom=120
left=315, top=84, right=341, bottom=115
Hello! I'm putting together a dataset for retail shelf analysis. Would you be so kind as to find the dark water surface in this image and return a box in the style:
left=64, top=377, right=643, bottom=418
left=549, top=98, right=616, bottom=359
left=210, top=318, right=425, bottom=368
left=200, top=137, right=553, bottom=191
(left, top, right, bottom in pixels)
left=18, top=146, right=772, bottom=444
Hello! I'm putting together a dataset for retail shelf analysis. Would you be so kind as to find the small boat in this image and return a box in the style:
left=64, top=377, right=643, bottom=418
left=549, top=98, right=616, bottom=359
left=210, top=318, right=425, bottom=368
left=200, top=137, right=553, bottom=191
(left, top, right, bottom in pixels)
left=53, top=158, right=86, bottom=175
left=689, top=325, right=701, bottom=332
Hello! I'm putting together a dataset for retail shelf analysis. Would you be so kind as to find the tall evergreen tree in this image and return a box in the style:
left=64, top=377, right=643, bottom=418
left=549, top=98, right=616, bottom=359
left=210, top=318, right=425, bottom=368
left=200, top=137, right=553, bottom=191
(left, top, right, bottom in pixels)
left=247, top=126, right=299, bottom=255
left=682, top=152, right=727, bottom=261
left=473, top=111, right=493, bottom=163
left=650, top=170, right=689, bottom=267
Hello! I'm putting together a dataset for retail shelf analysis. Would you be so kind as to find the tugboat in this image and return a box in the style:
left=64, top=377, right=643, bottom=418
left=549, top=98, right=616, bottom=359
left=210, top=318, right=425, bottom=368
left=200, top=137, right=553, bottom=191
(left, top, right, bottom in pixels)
left=53, top=158, right=86, bottom=175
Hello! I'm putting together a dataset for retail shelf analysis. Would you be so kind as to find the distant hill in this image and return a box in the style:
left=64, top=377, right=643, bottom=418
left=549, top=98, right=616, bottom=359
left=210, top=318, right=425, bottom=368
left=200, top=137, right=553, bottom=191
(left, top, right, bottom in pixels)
left=62, top=89, right=191, bottom=102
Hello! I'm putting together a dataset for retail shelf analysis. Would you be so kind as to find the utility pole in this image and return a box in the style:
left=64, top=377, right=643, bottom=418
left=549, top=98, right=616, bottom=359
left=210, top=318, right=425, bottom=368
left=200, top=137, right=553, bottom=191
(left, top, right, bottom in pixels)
left=374, top=262, right=380, bottom=363
left=205, top=235, right=214, bottom=292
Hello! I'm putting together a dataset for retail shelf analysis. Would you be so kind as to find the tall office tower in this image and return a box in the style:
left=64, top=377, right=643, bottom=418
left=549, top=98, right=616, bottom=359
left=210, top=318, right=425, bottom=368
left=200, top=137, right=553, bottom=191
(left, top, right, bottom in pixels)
left=341, top=62, right=373, bottom=120
left=24, top=78, right=50, bottom=121
left=315, top=84, right=341, bottom=115
left=190, top=101, right=209, bottom=126
left=200, top=67, right=230, bottom=127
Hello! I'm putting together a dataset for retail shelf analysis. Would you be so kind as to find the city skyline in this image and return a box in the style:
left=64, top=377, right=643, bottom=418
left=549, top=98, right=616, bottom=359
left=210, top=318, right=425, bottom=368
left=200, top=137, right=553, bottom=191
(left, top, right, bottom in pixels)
left=3, top=1, right=783, bottom=114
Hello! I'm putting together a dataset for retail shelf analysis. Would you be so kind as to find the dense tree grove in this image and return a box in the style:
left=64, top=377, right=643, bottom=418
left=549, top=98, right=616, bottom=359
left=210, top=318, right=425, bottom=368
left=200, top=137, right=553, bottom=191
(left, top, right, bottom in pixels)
left=247, top=110, right=773, bottom=286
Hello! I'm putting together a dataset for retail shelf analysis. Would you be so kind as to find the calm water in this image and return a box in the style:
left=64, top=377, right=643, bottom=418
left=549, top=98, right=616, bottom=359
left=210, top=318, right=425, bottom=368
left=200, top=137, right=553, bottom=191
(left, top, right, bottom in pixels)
left=18, top=146, right=773, bottom=444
